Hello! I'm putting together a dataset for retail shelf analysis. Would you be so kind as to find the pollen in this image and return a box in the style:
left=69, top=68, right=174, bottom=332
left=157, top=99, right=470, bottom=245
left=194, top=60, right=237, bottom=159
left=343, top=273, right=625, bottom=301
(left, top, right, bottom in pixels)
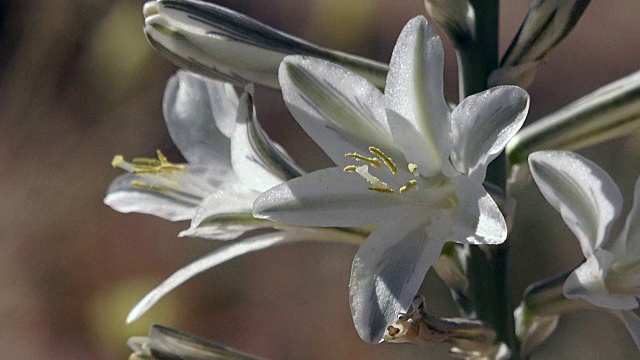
left=343, top=165, right=357, bottom=172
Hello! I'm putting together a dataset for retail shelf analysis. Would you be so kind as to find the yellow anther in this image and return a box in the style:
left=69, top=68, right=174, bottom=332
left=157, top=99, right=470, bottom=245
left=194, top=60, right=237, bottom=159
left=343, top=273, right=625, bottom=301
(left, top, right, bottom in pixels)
left=408, top=163, right=418, bottom=175
left=369, top=147, right=398, bottom=174
left=132, top=157, right=162, bottom=166
left=345, top=153, right=382, bottom=167
left=399, top=180, right=418, bottom=193
left=343, top=165, right=357, bottom=172
left=111, top=155, right=124, bottom=168
left=131, top=181, right=165, bottom=192
left=369, top=187, right=395, bottom=194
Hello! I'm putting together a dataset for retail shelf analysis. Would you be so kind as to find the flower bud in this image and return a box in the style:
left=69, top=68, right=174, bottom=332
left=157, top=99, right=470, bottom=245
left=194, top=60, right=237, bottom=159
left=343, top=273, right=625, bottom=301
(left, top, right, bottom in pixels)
left=423, top=0, right=475, bottom=47
left=507, top=69, right=640, bottom=166
left=143, top=0, right=387, bottom=89
left=490, top=0, right=591, bottom=87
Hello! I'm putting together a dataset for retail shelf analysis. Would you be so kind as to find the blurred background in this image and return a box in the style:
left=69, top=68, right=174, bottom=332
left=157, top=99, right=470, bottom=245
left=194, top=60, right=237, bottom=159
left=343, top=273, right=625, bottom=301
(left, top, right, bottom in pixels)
left=1, top=0, right=639, bottom=358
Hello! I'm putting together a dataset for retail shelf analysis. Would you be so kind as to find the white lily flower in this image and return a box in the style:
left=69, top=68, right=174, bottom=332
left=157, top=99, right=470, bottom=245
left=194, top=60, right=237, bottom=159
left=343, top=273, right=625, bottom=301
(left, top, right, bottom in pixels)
left=529, top=150, right=640, bottom=348
left=105, top=70, right=301, bottom=240
left=253, top=16, right=530, bottom=343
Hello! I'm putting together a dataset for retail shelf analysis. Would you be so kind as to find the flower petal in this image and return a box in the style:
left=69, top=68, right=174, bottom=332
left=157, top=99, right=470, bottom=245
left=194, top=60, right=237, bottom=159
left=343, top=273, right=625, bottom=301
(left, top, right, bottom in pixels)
left=180, top=182, right=268, bottom=240
left=104, top=174, right=196, bottom=221
left=615, top=175, right=640, bottom=256
left=563, top=249, right=638, bottom=310
left=612, top=310, right=640, bottom=350
left=450, top=176, right=507, bottom=244
left=163, top=70, right=237, bottom=166
left=349, top=216, right=443, bottom=343
left=450, top=86, right=529, bottom=180
left=253, top=167, right=413, bottom=227
left=279, top=56, right=401, bottom=166
left=127, top=228, right=365, bottom=323
left=384, top=16, right=450, bottom=177
left=231, top=87, right=302, bottom=192
left=528, top=151, right=622, bottom=256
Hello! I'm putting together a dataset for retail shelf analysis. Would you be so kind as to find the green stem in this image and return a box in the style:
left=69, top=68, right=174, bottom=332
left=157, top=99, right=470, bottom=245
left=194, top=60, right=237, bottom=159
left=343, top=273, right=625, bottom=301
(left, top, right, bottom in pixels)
left=457, top=0, right=518, bottom=355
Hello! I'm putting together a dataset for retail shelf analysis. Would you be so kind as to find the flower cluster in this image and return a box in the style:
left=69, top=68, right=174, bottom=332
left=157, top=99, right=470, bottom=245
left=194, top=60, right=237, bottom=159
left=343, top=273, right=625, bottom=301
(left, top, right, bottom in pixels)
left=108, top=0, right=640, bottom=358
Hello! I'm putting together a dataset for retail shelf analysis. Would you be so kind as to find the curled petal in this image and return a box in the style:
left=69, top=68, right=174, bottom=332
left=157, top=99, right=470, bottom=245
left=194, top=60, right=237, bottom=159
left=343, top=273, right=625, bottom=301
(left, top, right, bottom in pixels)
left=615, top=176, right=640, bottom=257
left=563, top=249, right=638, bottom=310
left=450, top=176, right=508, bottom=245
left=528, top=151, right=622, bottom=257
left=231, top=88, right=300, bottom=192
left=179, top=181, right=268, bottom=240
left=104, top=173, right=196, bottom=221
left=163, top=70, right=237, bottom=166
left=450, top=86, right=529, bottom=181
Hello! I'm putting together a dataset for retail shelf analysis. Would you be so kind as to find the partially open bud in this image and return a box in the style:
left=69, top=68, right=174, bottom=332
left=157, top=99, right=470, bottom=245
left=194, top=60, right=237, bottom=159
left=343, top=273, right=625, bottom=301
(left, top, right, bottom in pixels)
left=143, top=0, right=387, bottom=89
left=490, top=0, right=591, bottom=87
left=423, top=0, right=476, bottom=47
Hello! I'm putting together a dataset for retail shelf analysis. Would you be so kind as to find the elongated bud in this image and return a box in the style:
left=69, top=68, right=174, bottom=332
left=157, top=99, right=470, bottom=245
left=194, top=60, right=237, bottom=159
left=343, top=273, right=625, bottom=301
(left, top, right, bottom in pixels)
left=507, top=69, right=640, bottom=166
left=143, top=0, right=388, bottom=89
left=423, top=0, right=475, bottom=47
left=514, top=304, right=559, bottom=357
left=128, top=324, right=263, bottom=359
left=490, top=0, right=590, bottom=87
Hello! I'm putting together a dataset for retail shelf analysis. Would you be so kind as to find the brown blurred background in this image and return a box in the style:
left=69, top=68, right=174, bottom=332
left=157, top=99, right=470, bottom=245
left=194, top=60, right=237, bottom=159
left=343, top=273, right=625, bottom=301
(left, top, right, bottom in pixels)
left=1, top=0, right=639, bottom=359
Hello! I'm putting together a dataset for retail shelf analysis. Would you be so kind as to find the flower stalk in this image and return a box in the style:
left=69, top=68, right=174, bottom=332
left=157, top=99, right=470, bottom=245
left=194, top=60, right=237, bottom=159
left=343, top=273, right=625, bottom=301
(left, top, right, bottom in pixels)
left=456, top=0, right=518, bottom=354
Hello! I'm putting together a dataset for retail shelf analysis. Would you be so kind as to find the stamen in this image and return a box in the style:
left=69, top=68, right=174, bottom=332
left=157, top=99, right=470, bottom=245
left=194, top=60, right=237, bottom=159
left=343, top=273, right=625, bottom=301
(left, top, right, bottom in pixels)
left=408, top=163, right=419, bottom=175
left=354, top=165, right=393, bottom=193
left=345, top=153, right=382, bottom=167
left=111, top=150, right=185, bottom=174
left=343, top=165, right=357, bottom=172
left=399, top=180, right=418, bottom=193
left=369, top=187, right=394, bottom=194
left=369, top=147, right=398, bottom=174
left=131, top=181, right=166, bottom=192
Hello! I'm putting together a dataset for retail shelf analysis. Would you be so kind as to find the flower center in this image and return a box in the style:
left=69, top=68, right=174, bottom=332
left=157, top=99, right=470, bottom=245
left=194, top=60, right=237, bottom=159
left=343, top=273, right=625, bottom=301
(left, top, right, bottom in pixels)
left=342, top=146, right=421, bottom=194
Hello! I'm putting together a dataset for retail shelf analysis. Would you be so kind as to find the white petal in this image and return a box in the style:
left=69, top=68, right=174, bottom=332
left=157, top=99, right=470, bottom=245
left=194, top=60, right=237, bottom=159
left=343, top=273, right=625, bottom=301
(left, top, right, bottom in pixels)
left=563, top=249, right=638, bottom=310
left=529, top=151, right=622, bottom=257
left=279, top=56, right=402, bottom=166
left=104, top=173, right=196, bottom=221
left=253, top=167, right=413, bottom=227
left=450, top=176, right=508, bottom=244
left=615, top=175, right=640, bottom=256
left=180, top=183, right=265, bottom=240
left=349, top=216, right=443, bottom=343
left=450, top=86, right=529, bottom=181
left=127, top=229, right=362, bottom=323
left=231, top=89, right=299, bottom=192
left=384, top=16, right=450, bottom=177
left=163, top=71, right=237, bottom=166
left=613, top=310, right=640, bottom=350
